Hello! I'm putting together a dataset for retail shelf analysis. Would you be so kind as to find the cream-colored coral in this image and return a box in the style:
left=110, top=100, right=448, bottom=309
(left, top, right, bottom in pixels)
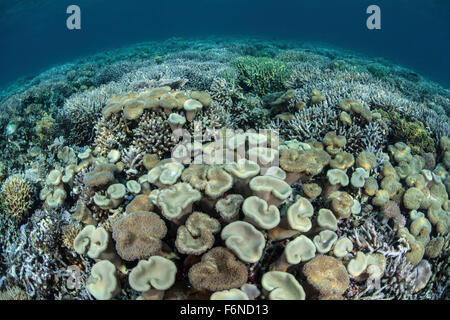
left=1, top=174, right=34, bottom=220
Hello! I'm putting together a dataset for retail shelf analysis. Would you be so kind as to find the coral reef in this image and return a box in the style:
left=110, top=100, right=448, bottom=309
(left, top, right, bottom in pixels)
left=1, top=174, right=34, bottom=221
left=0, top=38, right=449, bottom=300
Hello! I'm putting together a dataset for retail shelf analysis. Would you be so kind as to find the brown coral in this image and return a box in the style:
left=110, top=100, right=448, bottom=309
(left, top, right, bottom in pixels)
left=279, top=149, right=319, bottom=184
left=302, top=255, right=349, bottom=298
left=188, top=247, right=248, bottom=291
left=133, top=111, right=177, bottom=158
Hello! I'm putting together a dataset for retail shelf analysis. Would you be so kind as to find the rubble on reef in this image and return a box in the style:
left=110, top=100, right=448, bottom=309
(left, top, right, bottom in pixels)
left=0, top=38, right=449, bottom=300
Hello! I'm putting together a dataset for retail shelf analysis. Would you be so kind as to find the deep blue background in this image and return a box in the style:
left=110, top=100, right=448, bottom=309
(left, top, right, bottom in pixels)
left=0, top=0, right=449, bottom=89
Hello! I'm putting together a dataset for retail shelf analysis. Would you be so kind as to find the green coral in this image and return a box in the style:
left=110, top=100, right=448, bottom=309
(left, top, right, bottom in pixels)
left=231, top=56, right=290, bottom=95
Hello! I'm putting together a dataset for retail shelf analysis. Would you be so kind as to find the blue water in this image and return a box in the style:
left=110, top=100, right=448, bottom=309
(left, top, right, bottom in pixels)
left=1, top=0, right=450, bottom=89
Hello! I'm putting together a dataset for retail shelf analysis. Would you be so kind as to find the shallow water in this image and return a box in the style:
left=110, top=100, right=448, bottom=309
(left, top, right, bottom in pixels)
left=0, top=1, right=448, bottom=301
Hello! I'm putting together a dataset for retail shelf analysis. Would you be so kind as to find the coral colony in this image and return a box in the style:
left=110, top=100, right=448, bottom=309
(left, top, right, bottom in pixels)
left=0, top=38, right=448, bottom=300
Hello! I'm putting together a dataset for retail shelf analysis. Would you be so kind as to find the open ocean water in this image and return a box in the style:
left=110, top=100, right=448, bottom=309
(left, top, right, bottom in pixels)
left=0, top=0, right=448, bottom=302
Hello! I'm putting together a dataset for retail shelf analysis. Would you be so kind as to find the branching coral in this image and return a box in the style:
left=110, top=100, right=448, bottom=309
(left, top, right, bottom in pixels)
left=58, top=82, right=127, bottom=145
left=1, top=174, right=34, bottom=220
left=133, top=111, right=177, bottom=158
left=231, top=56, right=290, bottom=95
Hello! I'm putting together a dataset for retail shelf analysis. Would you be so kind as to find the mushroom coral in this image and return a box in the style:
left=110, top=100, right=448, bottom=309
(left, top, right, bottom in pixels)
left=284, top=235, right=316, bottom=264
left=329, top=151, right=354, bottom=170
left=224, top=159, right=261, bottom=188
left=84, top=163, right=119, bottom=188
left=313, top=230, right=338, bottom=254
left=188, top=247, right=248, bottom=291
left=397, top=227, right=425, bottom=265
left=210, top=289, right=249, bottom=300
left=73, top=225, right=119, bottom=264
left=302, top=183, right=322, bottom=200
left=333, top=237, right=353, bottom=258
left=347, top=252, right=368, bottom=277
left=351, top=168, right=370, bottom=188
left=326, top=169, right=349, bottom=187
left=125, top=194, right=154, bottom=214
left=403, top=187, right=424, bottom=210
left=317, top=209, right=338, bottom=231
left=326, top=191, right=354, bottom=219
left=221, top=221, right=266, bottom=263
left=248, top=147, right=279, bottom=168
left=323, top=132, right=346, bottom=155
left=182, top=164, right=233, bottom=199
left=147, top=159, right=184, bottom=188
left=388, top=142, right=412, bottom=163
left=215, top=194, right=244, bottom=222
left=280, top=197, right=314, bottom=232
left=356, top=151, right=377, bottom=172
left=279, top=149, right=319, bottom=185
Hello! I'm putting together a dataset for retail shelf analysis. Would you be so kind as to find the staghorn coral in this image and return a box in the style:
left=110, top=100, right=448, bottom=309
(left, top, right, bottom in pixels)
left=58, top=82, right=127, bottom=145
left=209, top=77, right=268, bottom=130
left=0, top=209, right=74, bottom=299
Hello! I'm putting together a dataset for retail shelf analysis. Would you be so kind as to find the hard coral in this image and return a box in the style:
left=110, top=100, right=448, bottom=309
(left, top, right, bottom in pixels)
left=112, top=211, right=167, bottom=261
left=1, top=174, right=34, bottom=220
left=231, top=56, right=290, bottom=95
left=188, top=247, right=248, bottom=292
left=302, top=255, right=350, bottom=299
